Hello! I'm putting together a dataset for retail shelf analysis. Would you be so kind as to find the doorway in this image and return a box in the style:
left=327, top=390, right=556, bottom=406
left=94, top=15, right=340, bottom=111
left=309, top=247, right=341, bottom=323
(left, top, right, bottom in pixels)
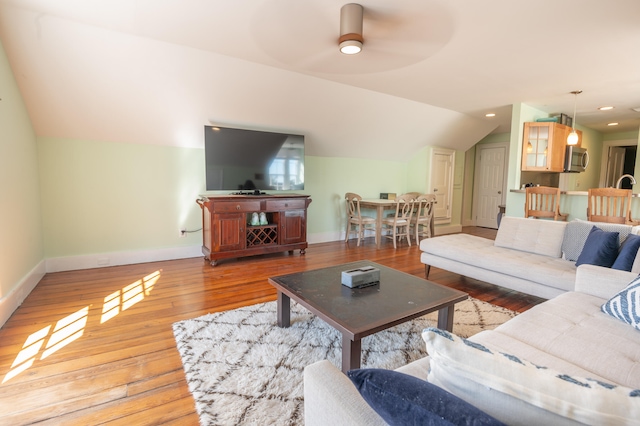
left=600, top=140, right=637, bottom=188
left=430, top=148, right=454, bottom=222
left=472, top=142, right=508, bottom=229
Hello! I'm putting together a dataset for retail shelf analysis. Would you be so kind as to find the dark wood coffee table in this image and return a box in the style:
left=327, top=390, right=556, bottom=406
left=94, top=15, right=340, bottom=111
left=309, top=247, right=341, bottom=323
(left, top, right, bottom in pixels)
left=267, top=260, right=468, bottom=373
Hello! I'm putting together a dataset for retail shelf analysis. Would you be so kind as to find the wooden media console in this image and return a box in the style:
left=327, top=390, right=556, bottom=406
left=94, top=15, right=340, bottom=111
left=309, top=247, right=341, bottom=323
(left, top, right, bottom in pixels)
left=197, top=194, right=312, bottom=266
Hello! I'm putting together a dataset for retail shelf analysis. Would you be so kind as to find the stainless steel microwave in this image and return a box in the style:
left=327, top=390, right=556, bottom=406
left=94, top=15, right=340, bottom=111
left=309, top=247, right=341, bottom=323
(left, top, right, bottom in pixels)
left=564, top=146, right=589, bottom=173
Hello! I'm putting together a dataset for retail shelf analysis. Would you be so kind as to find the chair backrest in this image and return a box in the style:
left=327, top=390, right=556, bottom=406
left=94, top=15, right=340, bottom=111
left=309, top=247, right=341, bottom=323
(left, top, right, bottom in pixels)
left=414, top=194, right=436, bottom=222
left=403, top=192, right=421, bottom=200
left=393, top=194, right=415, bottom=222
left=345, top=192, right=363, bottom=220
left=587, top=187, right=633, bottom=224
left=525, top=186, right=563, bottom=220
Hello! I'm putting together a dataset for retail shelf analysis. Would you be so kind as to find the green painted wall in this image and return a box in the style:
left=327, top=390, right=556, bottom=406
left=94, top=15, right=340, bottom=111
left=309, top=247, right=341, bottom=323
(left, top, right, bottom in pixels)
left=36, top=141, right=418, bottom=256
left=0, top=39, right=44, bottom=300
left=304, top=156, right=408, bottom=239
left=37, top=138, right=205, bottom=257
left=37, top=138, right=468, bottom=259
left=604, top=131, right=639, bottom=141
left=407, top=146, right=429, bottom=194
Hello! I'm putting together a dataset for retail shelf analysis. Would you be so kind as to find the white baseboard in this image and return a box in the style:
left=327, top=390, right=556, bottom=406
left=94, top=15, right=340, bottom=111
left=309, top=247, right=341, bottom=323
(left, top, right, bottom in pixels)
left=46, top=245, right=203, bottom=273
left=0, top=260, right=46, bottom=328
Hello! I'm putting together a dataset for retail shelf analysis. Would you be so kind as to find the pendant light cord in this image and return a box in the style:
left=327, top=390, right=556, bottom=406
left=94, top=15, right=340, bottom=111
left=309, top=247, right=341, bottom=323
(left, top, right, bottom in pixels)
left=570, top=90, right=582, bottom=130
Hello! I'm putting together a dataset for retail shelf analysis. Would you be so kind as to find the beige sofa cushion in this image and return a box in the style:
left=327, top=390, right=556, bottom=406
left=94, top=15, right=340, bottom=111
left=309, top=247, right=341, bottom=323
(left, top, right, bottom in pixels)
left=475, top=291, right=640, bottom=388
left=494, top=216, right=567, bottom=258
left=423, top=327, right=640, bottom=426
left=420, top=233, right=576, bottom=292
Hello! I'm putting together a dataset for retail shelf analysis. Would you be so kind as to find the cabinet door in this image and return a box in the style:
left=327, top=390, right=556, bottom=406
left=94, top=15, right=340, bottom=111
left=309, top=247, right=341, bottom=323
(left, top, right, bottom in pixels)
left=280, top=210, right=306, bottom=245
left=521, top=122, right=568, bottom=172
left=430, top=148, right=454, bottom=221
left=213, top=213, right=245, bottom=251
left=522, top=123, right=551, bottom=170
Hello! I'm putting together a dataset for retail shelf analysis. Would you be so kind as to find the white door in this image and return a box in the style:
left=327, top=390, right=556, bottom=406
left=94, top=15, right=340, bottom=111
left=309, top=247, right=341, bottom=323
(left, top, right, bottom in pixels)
left=475, top=144, right=507, bottom=229
left=430, top=148, right=454, bottom=221
left=605, top=147, right=626, bottom=188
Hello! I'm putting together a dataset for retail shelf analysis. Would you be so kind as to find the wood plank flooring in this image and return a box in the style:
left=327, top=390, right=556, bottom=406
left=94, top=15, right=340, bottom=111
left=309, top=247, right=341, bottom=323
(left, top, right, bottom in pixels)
left=0, top=227, right=544, bottom=425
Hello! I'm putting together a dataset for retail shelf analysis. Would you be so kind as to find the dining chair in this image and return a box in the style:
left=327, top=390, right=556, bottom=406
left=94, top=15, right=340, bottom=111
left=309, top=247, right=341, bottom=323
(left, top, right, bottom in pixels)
left=404, top=192, right=421, bottom=199
left=381, top=194, right=414, bottom=248
left=587, top=187, right=636, bottom=224
left=345, top=192, right=377, bottom=246
left=524, top=186, right=567, bottom=221
left=410, top=194, right=436, bottom=243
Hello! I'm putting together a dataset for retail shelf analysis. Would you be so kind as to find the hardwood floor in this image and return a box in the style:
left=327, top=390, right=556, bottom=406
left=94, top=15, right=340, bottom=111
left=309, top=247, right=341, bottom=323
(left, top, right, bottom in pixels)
left=0, top=227, right=544, bottom=425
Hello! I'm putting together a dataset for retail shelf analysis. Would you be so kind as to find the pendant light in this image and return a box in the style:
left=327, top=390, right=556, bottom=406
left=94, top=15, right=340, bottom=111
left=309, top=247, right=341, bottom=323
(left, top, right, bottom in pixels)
left=567, top=90, right=582, bottom=145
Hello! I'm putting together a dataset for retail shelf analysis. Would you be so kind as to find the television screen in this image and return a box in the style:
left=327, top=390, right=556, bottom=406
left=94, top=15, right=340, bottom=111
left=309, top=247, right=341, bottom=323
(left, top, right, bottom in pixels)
left=204, top=125, right=305, bottom=193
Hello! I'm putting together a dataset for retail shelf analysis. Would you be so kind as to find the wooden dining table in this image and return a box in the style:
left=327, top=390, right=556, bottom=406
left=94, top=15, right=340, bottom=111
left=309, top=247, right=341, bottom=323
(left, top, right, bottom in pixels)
left=360, top=198, right=435, bottom=248
left=359, top=199, right=403, bottom=249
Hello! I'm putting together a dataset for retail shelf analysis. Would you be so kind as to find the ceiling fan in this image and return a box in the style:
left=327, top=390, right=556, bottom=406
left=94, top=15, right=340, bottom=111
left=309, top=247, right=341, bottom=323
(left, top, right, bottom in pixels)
left=251, top=0, right=454, bottom=75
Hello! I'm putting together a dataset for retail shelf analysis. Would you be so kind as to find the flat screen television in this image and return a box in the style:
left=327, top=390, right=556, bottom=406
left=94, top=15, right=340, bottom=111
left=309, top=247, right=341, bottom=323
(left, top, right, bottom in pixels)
left=204, top=125, right=305, bottom=193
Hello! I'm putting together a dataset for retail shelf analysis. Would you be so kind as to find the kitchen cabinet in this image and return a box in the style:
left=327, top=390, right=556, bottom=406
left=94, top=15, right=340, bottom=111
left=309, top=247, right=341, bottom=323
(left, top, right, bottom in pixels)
left=521, top=122, right=581, bottom=172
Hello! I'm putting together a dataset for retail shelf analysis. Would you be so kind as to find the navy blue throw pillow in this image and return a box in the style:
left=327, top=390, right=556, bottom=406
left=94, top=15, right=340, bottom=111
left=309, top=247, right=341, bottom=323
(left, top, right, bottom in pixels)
left=612, top=234, right=640, bottom=271
left=347, top=368, right=505, bottom=426
left=575, top=226, right=619, bottom=267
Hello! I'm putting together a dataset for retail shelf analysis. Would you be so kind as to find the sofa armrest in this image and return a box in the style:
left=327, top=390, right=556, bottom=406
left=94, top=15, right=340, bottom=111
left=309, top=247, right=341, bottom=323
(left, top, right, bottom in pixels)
left=575, top=264, right=636, bottom=299
left=304, top=360, right=386, bottom=426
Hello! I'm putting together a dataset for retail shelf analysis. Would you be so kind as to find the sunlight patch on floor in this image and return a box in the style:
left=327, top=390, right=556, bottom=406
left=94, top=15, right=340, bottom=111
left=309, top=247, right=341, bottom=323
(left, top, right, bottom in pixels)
left=2, top=270, right=161, bottom=384
left=101, top=270, right=160, bottom=323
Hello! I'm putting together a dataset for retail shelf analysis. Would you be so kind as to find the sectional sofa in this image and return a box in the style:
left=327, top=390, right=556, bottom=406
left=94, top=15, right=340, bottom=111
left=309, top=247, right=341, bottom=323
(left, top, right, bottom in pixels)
left=304, top=217, right=640, bottom=425
left=304, top=264, right=640, bottom=425
left=419, top=216, right=640, bottom=299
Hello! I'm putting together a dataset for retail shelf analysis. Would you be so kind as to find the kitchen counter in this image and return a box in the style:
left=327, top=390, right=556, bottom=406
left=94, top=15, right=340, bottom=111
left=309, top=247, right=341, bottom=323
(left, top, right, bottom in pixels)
left=510, top=189, right=640, bottom=197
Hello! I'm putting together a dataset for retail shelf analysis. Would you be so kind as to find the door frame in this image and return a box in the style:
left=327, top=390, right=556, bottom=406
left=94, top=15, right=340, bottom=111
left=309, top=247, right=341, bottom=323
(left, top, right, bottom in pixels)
left=471, top=142, right=509, bottom=227
left=429, top=147, right=455, bottom=224
left=599, top=139, right=637, bottom=188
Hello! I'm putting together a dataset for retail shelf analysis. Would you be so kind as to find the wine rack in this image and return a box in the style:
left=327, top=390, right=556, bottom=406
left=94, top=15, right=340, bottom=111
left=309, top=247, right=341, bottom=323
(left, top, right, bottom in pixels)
left=247, top=225, right=278, bottom=246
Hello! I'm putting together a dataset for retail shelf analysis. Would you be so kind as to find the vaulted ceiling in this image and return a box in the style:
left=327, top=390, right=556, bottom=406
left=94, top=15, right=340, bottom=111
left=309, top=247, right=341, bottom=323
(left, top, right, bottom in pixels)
left=1, top=0, right=639, bottom=161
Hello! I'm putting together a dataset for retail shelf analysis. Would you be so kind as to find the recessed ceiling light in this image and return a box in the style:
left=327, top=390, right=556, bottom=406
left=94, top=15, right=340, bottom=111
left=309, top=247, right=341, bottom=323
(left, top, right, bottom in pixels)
left=485, top=113, right=496, bottom=117
left=608, top=122, right=619, bottom=126
left=598, top=106, right=614, bottom=111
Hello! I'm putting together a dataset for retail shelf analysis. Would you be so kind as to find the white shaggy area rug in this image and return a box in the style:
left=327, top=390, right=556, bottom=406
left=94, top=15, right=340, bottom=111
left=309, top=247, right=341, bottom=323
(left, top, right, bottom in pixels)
left=172, top=298, right=517, bottom=425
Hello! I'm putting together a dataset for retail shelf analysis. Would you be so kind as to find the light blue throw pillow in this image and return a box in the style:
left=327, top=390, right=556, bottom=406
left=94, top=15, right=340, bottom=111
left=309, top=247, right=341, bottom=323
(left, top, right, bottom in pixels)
left=602, top=274, right=640, bottom=331
left=575, top=226, right=619, bottom=267
left=612, top=234, right=640, bottom=271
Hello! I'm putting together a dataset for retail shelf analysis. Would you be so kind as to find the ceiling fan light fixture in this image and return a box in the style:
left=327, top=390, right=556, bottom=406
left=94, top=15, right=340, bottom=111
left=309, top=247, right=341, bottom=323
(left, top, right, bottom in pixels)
left=339, top=38, right=363, bottom=54
left=339, top=3, right=363, bottom=55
